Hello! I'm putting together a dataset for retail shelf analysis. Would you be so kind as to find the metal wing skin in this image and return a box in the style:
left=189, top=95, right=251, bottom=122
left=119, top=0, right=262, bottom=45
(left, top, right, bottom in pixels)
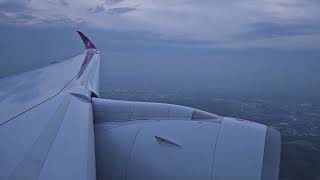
left=0, top=32, right=281, bottom=180
left=0, top=32, right=99, bottom=180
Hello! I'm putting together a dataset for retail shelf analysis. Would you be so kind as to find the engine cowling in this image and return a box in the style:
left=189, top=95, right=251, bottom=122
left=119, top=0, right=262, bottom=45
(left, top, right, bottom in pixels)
left=93, top=98, right=280, bottom=180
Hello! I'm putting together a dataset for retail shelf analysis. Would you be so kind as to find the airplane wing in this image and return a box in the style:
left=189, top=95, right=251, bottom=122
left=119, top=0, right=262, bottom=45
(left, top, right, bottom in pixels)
left=0, top=32, right=281, bottom=180
left=0, top=31, right=99, bottom=180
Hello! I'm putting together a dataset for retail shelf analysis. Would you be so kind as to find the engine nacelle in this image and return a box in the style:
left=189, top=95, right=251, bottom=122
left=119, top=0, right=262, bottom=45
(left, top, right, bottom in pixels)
left=93, top=98, right=280, bottom=180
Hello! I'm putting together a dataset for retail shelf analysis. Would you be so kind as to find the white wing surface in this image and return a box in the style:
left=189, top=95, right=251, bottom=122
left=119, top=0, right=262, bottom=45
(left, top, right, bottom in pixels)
left=0, top=31, right=99, bottom=180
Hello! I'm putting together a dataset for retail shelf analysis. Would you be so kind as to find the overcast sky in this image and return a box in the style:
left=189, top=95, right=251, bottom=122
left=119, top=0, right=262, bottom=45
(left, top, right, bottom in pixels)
left=1, top=0, right=320, bottom=48
left=0, top=0, right=320, bottom=98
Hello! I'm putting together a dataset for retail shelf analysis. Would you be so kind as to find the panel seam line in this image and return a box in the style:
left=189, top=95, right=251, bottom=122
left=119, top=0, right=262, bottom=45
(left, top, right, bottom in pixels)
left=124, top=127, right=142, bottom=180
left=0, top=74, right=77, bottom=127
left=210, top=124, right=222, bottom=180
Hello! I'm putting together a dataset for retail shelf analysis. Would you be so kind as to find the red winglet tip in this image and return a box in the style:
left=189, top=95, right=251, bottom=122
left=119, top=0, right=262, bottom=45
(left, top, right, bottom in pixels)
left=77, top=31, right=96, bottom=49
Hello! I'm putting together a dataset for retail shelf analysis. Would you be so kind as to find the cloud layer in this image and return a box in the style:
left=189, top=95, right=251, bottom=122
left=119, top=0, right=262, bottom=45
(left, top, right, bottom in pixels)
left=0, top=0, right=320, bottom=48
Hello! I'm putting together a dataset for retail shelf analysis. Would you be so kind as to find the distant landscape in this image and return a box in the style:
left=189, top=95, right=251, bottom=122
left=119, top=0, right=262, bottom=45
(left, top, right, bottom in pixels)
left=101, top=87, right=320, bottom=180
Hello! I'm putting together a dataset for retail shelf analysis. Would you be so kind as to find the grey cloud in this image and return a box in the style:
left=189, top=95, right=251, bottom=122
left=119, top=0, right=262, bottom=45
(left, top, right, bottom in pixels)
left=89, top=6, right=106, bottom=13
left=1, top=0, right=320, bottom=49
left=59, top=0, right=69, bottom=6
left=0, top=0, right=30, bottom=11
left=46, top=0, right=69, bottom=6
left=88, top=5, right=136, bottom=15
left=89, top=6, right=136, bottom=15
left=0, top=10, right=80, bottom=27
left=236, top=22, right=320, bottom=41
left=0, top=0, right=31, bottom=24
left=0, top=11, right=33, bottom=25
left=102, top=0, right=124, bottom=5
left=0, top=0, right=33, bottom=25
left=0, top=0, right=31, bottom=5
left=107, top=7, right=136, bottom=15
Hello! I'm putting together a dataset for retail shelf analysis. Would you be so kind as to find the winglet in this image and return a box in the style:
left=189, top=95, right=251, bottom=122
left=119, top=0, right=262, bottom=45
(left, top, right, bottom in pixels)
left=77, top=31, right=96, bottom=49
